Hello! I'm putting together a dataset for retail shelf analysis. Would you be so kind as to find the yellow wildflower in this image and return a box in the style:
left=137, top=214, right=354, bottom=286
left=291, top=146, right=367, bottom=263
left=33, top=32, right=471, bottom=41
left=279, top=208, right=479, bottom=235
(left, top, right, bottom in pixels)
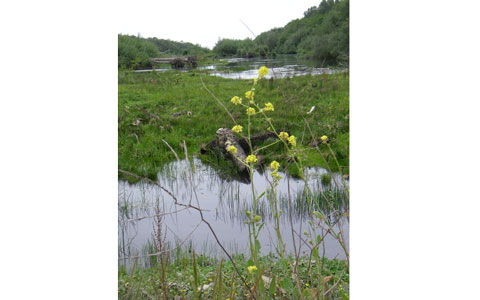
left=230, top=96, right=242, bottom=105
left=246, top=107, right=256, bottom=116
left=227, top=145, right=237, bottom=155
left=287, top=135, right=296, bottom=147
left=232, top=125, right=243, bottom=133
left=320, top=135, right=328, bottom=144
left=263, top=102, right=274, bottom=112
left=270, top=160, right=280, bottom=171
left=258, top=66, right=269, bottom=79
left=246, top=154, right=257, bottom=164
left=245, top=90, right=254, bottom=100
left=247, top=265, right=258, bottom=273
left=305, top=283, right=309, bottom=287
left=272, top=171, right=282, bottom=180
left=253, top=78, right=258, bottom=85
left=279, top=131, right=289, bottom=140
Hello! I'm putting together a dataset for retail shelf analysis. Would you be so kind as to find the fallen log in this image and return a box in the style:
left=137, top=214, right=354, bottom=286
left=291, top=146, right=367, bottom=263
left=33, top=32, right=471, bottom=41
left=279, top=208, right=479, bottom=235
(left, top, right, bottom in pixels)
left=151, top=56, right=197, bottom=69
left=201, top=129, right=291, bottom=173
left=201, top=130, right=290, bottom=155
left=215, top=128, right=247, bottom=172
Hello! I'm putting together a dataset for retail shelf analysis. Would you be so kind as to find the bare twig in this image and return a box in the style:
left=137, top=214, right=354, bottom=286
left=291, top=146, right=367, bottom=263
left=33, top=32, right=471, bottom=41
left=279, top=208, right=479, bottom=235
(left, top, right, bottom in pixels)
left=118, top=169, right=208, bottom=214
left=200, top=77, right=238, bottom=125
left=119, top=207, right=189, bottom=223
left=161, top=139, right=180, bottom=161
left=323, top=264, right=347, bottom=297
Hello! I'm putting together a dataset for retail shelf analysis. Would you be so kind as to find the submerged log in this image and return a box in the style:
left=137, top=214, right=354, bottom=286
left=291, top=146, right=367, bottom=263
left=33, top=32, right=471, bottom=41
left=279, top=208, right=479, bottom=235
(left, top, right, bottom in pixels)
left=151, top=56, right=197, bottom=69
left=215, top=128, right=247, bottom=172
left=200, top=129, right=291, bottom=172
left=201, top=130, right=290, bottom=153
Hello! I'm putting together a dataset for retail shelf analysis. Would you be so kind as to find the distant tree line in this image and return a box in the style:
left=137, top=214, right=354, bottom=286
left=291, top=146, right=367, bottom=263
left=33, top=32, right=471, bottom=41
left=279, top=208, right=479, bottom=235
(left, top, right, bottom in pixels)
left=214, top=0, right=349, bottom=64
left=118, top=34, right=211, bottom=69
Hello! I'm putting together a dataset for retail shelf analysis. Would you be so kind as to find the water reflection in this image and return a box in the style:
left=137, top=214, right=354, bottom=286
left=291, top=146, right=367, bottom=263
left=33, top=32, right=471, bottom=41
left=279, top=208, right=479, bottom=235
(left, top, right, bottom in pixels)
left=118, top=159, right=349, bottom=267
left=211, top=55, right=344, bottom=79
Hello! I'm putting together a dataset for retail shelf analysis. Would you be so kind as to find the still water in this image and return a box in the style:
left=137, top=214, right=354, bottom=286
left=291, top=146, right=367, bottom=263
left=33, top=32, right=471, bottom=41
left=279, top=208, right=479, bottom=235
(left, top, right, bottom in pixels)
left=118, top=158, right=349, bottom=266
left=134, top=55, right=346, bottom=79
left=210, top=56, right=344, bottom=79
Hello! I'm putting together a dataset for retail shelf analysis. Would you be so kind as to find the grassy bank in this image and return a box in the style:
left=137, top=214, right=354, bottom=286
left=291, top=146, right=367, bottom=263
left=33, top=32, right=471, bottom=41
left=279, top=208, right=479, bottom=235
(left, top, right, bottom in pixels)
left=119, top=253, right=348, bottom=299
left=118, top=69, right=348, bottom=181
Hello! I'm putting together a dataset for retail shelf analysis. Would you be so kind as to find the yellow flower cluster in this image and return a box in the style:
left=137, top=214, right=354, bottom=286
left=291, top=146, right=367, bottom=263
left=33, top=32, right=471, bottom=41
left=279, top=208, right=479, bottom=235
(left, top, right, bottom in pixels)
left=246, top=107, right=256, bottom=116
left=231, top=96, right=242, bottom=105
left=245, top=90, right=254, bottom=100
left=270, top=157, right=281, bottom=182
left=279, top=131, right=289, bottom=140
left=320, top=135, right=328, bottom=143
left=232, top=125, right=243, bottom=133
left=227, top=145, right=237, bottom=155
left=247, top=265, right=258, bottom=273
left=246, top=154, right=257, bottom=164
left=272, top=171, right=282, bottom=181
left=270, top=160, right=280, bottom=171
left=263, top=102, right=274, bottom=112
left=258, top=66, right=269, bottom=79
left=287, top=135, right=296, bottom=147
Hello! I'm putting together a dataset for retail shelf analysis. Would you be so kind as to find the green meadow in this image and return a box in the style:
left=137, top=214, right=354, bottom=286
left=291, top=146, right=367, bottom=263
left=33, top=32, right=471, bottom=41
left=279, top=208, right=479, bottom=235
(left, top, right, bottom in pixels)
left=118, top=69, right=349, bottom=181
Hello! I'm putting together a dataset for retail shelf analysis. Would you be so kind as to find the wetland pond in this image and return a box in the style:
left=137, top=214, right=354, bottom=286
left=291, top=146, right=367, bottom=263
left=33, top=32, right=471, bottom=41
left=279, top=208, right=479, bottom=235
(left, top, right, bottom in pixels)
left=134, top=55, right=346, bottom=79
left=119, top=158, right=349, bottom=267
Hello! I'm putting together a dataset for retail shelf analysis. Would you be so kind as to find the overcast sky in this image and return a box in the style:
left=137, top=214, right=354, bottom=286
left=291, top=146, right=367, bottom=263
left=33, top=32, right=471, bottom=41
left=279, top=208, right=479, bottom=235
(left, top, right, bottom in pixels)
left=117, top=0, right=321, bottom=49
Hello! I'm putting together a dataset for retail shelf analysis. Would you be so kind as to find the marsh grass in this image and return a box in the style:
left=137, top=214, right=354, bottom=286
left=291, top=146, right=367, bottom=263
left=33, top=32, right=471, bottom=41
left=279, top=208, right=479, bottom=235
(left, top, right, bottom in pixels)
left=118, top=69, right=348, bottom=182
left=119, top=248, right=348, bottom=300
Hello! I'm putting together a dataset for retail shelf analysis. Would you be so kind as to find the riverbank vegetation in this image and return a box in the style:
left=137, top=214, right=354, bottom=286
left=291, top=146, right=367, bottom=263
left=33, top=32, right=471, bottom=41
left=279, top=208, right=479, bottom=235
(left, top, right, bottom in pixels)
left=118, top=70, right=349, bottom=182
left=118, top=34, right=213, bottom=69
left=214, top=0, right=349, bottom=65
left=119, top=252, right=348, bottom=299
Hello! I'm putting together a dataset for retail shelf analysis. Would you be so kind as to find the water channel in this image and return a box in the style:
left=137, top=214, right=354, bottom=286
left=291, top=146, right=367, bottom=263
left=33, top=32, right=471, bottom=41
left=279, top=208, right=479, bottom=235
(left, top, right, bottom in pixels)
left=134, top=55, right=346, bottom=79
left=119, top=158, right=349, bottom=267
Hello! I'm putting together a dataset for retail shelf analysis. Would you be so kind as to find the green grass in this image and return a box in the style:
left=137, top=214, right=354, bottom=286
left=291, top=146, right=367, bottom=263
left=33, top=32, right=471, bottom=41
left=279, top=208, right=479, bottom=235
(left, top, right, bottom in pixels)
left=118, top=69, right=349, bottom=181
left=118, top=253, right=349, bottom=300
